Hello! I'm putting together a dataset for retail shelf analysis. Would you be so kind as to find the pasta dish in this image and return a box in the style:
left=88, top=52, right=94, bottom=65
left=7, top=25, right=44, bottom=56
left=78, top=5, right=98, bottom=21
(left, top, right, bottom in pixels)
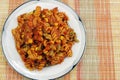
left=12, top=6, right=79, bottom=70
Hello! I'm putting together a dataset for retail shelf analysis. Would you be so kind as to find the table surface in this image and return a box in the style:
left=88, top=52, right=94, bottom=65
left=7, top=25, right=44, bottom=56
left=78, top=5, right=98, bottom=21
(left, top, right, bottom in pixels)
left=0, top=0, right=120, bottom=80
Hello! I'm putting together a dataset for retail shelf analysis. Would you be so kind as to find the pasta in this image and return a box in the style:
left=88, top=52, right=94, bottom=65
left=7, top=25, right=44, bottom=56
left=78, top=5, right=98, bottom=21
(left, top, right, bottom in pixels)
left=12, top=6, right=79, bottom=70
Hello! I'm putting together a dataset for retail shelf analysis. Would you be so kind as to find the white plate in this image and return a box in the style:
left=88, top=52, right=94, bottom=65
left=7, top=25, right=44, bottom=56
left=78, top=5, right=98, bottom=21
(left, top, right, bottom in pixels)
left=1, top=0, right=86, bottom=80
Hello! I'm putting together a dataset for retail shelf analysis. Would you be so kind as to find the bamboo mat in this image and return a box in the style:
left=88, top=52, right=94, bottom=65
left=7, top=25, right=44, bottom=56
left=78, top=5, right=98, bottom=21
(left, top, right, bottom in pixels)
left=0, top=0, right=120, bottom=80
